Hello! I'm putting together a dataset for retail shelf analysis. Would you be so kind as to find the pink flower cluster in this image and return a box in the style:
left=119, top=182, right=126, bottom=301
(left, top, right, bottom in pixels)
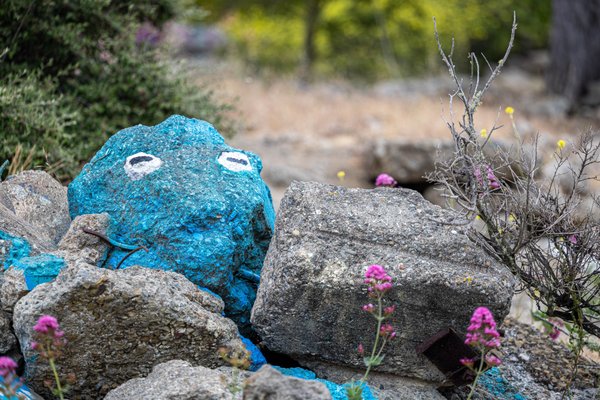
left=548, top=318, right=564, bottom=340
left=0, top=356, right=22, bottom=397
left=379, top=323, right=397, bottom=339
left=473, top=166, right=500, bottom=190
left=460, top=307, right=502, bottom=368
left=364, top=264, right=393, bottom=295
left=375, top=173, right=397, bottom=188
left=31, top=315, right=66, bottom=359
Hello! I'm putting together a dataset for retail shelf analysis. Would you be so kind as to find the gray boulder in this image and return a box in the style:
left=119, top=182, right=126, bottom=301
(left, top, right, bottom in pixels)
left=14, top=263, right=246, bottom=398
left=104, top=360, right=237, bottom=400
left=243, top=365, right=332, bottom=400
left=0, top=171, right=70, bottom=245
left=251, top=181, right=515, bottom=381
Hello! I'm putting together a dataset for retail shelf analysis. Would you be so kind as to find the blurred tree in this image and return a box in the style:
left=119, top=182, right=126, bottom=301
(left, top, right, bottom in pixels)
left=202, top=0, right=551, bottom=80
left=546, top=0, right=600, bottom=110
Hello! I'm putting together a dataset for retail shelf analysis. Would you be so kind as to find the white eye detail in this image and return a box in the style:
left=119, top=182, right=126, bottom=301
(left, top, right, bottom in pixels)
left=218, top=151, right=252, bottom=172
left=124, top=152, right=162, bottom=181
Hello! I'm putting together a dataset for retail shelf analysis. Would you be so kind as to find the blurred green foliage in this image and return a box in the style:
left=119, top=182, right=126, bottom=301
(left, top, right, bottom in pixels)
left=202, top=0, right=551, bottom=80
left=0, top=0, right=232, bottom=181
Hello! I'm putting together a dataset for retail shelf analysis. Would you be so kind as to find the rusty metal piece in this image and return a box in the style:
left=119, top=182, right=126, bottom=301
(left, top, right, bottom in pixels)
left=416, top=327, right=478, bottom=386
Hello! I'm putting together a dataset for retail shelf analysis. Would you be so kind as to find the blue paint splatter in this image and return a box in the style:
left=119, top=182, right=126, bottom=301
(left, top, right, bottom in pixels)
left=273, top=366, right=378, bottom=400
left=68, top=116, right=275, bottom=331
left=12, top=254, right=65, bottom=290
left=0, top=230, right=31, bottom=269
left=0, top=375, right=38, bottom=399
left=240, top=336, right=267, bottom=372
left=479, top=367, right=528, bottom=400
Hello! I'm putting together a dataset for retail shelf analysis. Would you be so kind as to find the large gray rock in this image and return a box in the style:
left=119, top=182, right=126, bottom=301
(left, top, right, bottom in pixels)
left=104, top=360, right=236, bottom=400
left=0, top=171, right=70, bottom=245
left=252, top=181, right=515, bottom=381
left=243, top=365, right=332, bottom=400
left=14, top=263, right=246, bottom=398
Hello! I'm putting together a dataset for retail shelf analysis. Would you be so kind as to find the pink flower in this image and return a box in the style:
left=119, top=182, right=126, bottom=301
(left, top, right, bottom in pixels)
left=568, top=235, right=578, bottom=245
left=548, top=318, right=564, bottom=340
left=485, top=354, right=502, bottom=366
left=0, top=356, right=17, bottom=378
left=465, top=307, right=501, bottom=350
left=362, top=304, right=375, bottom=313
left=365, top=265, right=391, bottom=281
left=358, top=344, right=364, bottom=355
left=34, top=315, right=60, bottom=334
left=375, top=173, right=397, bottom=188
left=380, top=323, right=396, bottom=340
left=383, top=305, right=396, bottom=316
left=460, top=357, right=474, bottom=368
left=487, top=166, right=500, bottom=190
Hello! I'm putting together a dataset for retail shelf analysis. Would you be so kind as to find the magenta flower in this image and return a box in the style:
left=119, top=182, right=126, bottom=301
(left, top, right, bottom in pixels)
left=486, top=166, right=500, bottom=190
left=362, top=304, right=375, bottom=313
left=568, top=235, right=578, bottom=245
left=375, top=173, right=397, bottom=188
left=365, top=265, right=392, bottom=282
left=379, top=323, right=397, bottom=340
left=548, top=318, right=564, bottom=340
left=460, top=357, right=475, bottom=368
left=34, top=315, right=60, bottom=334
left=358, top=344, right=364, bottom=355
left=485, top=354, right=502, bottom=366
left=0, top=357, right=17, bottom=378
left=383, top=305, right=396, bottom=316
left=465, top=307, right=501, bottom=349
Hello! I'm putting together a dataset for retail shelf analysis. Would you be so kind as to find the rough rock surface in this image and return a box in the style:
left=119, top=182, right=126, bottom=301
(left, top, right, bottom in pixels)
left=68, top=115, right=275, bottom=328
left=0, top=170, right=70, bottom=245
left=13, top=263, right=246, bottom=399
left=252, top=181, right=515, bottom=381
left=0, top=310, right=16, bottom=353
left=0, top=267, right=28, bottom=314
left=104, top=360, right=236, bottom=400
left=0, top=204, right=53, bottom=262
left=299, top=360, right=445, bottom=400
left=55, top=213, right=110, bottom=267
left=244, top=365, right=332, bottom=400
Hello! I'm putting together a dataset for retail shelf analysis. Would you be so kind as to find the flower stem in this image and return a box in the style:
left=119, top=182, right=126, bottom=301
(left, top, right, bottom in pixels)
left=48, top=357, right=64, bottom=400
left=466, top=351, right=486, bottom=400
left=361, top=295, right=384, bottom=384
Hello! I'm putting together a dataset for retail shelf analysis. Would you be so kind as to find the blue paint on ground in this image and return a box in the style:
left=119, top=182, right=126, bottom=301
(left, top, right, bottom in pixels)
left=12, top=254, right=66, bottom=290
left=479, top=367, right=528, bottom=400
left=273, top=366, right=377, bottom=400
left=0, top=230, right=31, bottom=269
left=0, top=376, right=38, bottom=399
left=240, top=336, right=267, bottom=372
left=68, top=115, right=275, bottom=330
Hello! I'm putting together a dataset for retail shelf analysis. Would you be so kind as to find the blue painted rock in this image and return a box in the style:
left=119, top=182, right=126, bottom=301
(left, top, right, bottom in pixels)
left=68, top=115, right=275, bottom=328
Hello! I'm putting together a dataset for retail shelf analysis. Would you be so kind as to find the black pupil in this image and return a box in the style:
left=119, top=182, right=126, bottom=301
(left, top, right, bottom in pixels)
left=129, top=156, right=154, bottom=165
left=226, top=157, right=248, bottom=166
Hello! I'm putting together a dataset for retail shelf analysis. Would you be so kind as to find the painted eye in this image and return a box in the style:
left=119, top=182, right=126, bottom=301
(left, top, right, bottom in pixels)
left=124, top=152, right=162, bottom=181
left=218, top=151, right=252, bottom=172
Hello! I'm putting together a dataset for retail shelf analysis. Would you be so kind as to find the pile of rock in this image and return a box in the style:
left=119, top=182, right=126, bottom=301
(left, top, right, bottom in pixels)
left=0, top=116, right=519, bottom=399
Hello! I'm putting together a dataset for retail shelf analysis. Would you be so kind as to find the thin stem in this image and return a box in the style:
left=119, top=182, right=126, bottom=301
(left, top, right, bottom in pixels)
left=466, top=351, right=486, bottom=400
left=361, top=295, right=383, bottom=383
left=48, top=357, right=64, bottom=400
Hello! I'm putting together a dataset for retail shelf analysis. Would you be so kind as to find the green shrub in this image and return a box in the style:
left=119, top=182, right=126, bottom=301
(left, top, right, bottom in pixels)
left=0, top=0, right=232, bottom=180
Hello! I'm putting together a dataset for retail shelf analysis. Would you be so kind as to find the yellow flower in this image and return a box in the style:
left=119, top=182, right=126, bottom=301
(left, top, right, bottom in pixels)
left=505, top=106, right=514, bottom=115
left=480, top=129, right=487, bottom=138
left=336, top=171, right=346, bottom=181
left=463, top=276, right=474, bottom=285
left=557, top=139, right=566, bottom=150
left=475, top=215, right=481, bottom=220
left=533, top=289, right=541, bottom=298
left=508, top=214, right=516, bottom=223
